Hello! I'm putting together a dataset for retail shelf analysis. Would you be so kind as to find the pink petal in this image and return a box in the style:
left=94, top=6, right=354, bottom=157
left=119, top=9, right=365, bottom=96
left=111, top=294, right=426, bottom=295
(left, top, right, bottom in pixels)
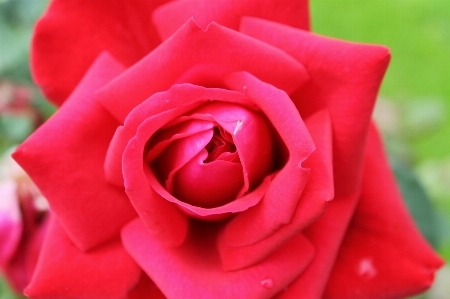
left=13, top=53, right=137, bottom=251
left=24, top=216, right=141, bottom=299
left=31, top=0, right=170, bottom=105
left=0, top=180, right=22, bottom=266
left=122, top=218, right=314, bottom=299
left=218, top=110, right=333, bottom=271
left=240, top=17, right=391, bottom=198
left=222, top=72, right=314, bottom=247
left=96, top=19, right=308, bottom=122
left=153, top=0, right=310, bottom=41
left=323, top=125, right=443, bottom=299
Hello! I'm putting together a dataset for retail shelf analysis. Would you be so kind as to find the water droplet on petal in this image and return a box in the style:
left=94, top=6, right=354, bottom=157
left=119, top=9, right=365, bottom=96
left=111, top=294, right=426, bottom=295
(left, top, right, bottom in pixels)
left=234, top=120, right=243, bottom=135
left=242, top=85, right=247, bottom=91
left=261, top=278, right=274, bottom=289
left=358, top=258, right=377, bottom=279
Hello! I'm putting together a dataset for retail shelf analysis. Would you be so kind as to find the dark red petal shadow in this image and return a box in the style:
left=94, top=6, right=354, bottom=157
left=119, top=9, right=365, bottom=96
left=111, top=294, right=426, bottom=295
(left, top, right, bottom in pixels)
left=1, top=214, right=48, bottom=293
left=122, top=218, right=314, bottom=299
left=13, top=53, right=137, bottom=251
left=24, top=216, right=141, bottom=299
left=153, top=0, right=310, bottom=41
left=218, top=110, right=333, bottom=271
left=322, top=125, right=444, bottom=299
left=31, top=0, right=170, bottom=105
left=127, top=274, right=166, bottom=299
left=96, top=19, right=308, bottom=123
left=222, top=72, right=314, bottom=247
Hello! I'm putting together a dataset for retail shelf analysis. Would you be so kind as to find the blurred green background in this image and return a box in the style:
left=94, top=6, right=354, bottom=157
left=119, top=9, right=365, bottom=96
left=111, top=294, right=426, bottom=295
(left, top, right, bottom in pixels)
left=0, top=0, right=448, bottom=298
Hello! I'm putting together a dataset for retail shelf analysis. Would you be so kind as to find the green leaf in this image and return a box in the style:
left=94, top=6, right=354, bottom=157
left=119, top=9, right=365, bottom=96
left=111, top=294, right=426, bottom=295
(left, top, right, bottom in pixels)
left=390, top=157, right=441, bottom=248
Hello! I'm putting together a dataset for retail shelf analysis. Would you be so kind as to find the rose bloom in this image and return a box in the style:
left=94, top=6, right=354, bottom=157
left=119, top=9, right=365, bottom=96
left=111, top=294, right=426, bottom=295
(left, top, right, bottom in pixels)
left=12, top=0, right=443, bottom=298
left=0, top=148, right=48, bottom=293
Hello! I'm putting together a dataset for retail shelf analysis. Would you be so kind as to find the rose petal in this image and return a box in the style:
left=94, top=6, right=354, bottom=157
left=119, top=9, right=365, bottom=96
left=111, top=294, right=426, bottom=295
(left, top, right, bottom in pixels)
left=13, top=53, right=137, bottom=251
left=222, top=72, right=314, bottom=247
left=153, top=130, right=214, bottom=189
left=274, top=193, right=360, bottom=299
left=145, top=119, right=216, bottom=162
left=127, top=274, right=166, bottom=299
left=153, top=0, right=310, bottom=41
left=121, top=218, right=314, bottom=299
left=31, top=0, right=170, bottom=105
left=173, top=150, right=245, bottom=208
left=148, top=167, right=271, bottom=220
left=240, top=17, right=391, bottom=197
left=184, top=102, right=274, bottom=194
left=276, top=124, right=443, bottom=299
left=96, top=19, right=308, bottom=123
left=322, top=124, right=444, bottom=299
left=124, top=117, right=193, bottom=247
left=218, top=110, right=333, bottom=271
left=24, top=216, right=141, bottom=299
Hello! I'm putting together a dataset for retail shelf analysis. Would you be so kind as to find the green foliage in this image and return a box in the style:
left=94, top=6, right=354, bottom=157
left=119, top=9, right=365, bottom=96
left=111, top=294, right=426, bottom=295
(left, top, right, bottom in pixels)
left=0, top=279, right=22, bottom=299
left=0, top=0, right=48, bottom=82
left=391, top=157, right=440, bottom=248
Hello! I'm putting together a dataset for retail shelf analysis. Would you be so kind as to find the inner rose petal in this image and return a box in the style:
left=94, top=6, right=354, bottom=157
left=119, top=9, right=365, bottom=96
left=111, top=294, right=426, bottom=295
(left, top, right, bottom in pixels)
left=172, top=149, right=244, bottom=208
left=204, top=127, right=237, bottom=163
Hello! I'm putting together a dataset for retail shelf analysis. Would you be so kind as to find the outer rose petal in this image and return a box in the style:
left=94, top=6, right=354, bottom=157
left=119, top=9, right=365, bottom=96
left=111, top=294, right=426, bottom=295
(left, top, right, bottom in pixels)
left=322, top=125, right=443, bottom=299
left=122, top=218, right=314, bottom=299
left=96, top=19, right=308, bottom=123
left=222, top=72, right=314, bottom=247
left=13, top=53, right=137, bottom=251
left=240, top=19, right=391, bottom=298
left=240, top=17, right=391, bottom=196
left=31, top=0, right=170, bottom=105
left=153, top=0, right=310, bottom=41
left=25, top=216, right=141, bottom=299
left=218, top=110, right=333, bottom=271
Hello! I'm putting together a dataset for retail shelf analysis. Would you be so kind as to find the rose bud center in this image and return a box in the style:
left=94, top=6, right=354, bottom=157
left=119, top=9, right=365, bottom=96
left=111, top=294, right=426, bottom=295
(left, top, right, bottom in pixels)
left=146, top=102, right=275, bottom=212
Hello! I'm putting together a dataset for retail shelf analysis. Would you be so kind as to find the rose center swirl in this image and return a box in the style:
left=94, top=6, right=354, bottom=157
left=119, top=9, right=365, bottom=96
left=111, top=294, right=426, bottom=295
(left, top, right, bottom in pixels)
left=145, top=102, right=275, bottom=212
left=204, top=127, right=237, bottom=163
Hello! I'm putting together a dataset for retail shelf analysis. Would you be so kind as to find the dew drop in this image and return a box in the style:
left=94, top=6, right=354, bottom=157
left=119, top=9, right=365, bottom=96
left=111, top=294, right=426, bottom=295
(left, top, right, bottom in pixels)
left=242, top=85, right=247, bottom=91
left=234, top=120, right=243, bottom=135
left=261, top=278, right=274, bottom=289
left=358, top=258, right=377, bottom=279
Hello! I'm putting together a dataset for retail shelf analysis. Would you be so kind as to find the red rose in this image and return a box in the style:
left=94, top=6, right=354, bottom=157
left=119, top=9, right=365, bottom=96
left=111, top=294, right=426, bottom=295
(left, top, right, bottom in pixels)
left=13, top=0, right=442, bottom=298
